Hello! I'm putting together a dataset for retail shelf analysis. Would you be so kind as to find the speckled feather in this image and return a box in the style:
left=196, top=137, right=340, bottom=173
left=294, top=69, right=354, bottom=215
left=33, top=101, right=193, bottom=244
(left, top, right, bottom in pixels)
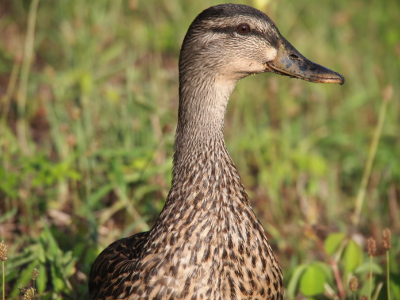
left=90, top=140, right=284, bottom=299
left=88, top=3, right=304, bottom=300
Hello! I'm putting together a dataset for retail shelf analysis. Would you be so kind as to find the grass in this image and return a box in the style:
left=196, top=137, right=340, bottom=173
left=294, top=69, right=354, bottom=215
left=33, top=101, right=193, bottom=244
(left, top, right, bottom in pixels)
left=0, top=0, right=399, bottom=299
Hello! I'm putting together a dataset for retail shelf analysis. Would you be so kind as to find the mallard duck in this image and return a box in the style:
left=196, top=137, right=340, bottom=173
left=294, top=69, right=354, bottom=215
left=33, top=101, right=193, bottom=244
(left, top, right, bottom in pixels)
left=89, top=4, right=344, bottom=300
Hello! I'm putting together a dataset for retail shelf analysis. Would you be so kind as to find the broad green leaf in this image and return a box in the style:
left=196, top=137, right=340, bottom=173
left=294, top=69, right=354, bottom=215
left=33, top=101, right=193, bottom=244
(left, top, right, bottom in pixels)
left=51, top=263, right=66, bottom=292
left=343, top=239, right=363, bottom=274
left=314, top=262, right=334, bottom=284
left=354, top=261, right=383, bottom=275
left=37, top=242, right=47, bottom=264
left=286, top=264, right=308, bottom=298
left=324, top=232, right=346, bottom=256
left=300, top=264, right=326, bottom=296
left=37, top=266, right=47, bottom=293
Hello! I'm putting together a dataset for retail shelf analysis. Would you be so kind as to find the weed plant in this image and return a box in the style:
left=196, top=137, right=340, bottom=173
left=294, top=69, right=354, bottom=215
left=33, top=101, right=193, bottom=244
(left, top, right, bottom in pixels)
left=0, top=0, right=399, bottom=299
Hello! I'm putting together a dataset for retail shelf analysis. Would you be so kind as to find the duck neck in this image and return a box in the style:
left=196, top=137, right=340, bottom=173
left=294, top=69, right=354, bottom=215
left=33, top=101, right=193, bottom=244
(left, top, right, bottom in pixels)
left=154, top=73, right=251, bottom=227
left=174, top=75, right=234, bottom=154
left=173, top=73, right=236, bottom=180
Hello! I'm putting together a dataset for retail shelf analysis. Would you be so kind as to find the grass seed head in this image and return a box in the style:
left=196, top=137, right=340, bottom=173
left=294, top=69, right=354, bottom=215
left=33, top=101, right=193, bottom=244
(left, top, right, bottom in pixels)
left=349, top=276, right=359, bottom=292
left=23, top=287, right=36, bottom=300
left=0, top=241, right=7, bottom=261
left=382, top=228, right=391, bottom=250
left=367, top=237, right=376, bottom=257
left=18, top=284, right=26, bottom=293
left=32, top=267, right=39, bottom=281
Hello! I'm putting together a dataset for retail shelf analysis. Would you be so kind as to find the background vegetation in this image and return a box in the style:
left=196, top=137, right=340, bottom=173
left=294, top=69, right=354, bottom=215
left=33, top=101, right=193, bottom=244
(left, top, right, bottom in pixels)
left=0, top=0, right=399, bottom=299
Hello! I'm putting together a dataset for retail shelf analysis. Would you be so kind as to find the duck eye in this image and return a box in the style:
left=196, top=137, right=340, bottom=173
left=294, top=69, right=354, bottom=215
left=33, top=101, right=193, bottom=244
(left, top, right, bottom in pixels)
left=237, top=23, right=251, bottom=34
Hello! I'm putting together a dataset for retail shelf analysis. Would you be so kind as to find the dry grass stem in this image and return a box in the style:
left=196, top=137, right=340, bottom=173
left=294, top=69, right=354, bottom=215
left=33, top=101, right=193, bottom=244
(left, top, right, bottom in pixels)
left=16, top=0, right=40, bottom=154
left=367, top=237, right=376, bottom=300
left=1, top=242, right=6, bottom=300
left=352, top=86, right=392, bottom=226
left=383, top=228, right=391, bottom=300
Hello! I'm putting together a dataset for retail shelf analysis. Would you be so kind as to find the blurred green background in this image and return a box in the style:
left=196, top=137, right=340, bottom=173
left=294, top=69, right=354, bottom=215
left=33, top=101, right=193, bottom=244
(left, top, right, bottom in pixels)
left=0, top=0, right=399, bottom=299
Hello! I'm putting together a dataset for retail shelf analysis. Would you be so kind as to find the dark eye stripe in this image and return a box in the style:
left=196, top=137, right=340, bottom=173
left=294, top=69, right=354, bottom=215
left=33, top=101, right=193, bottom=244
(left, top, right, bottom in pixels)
left=209, top=25, right=279, bottom=49
left=210, top=26, right=266, bottom=39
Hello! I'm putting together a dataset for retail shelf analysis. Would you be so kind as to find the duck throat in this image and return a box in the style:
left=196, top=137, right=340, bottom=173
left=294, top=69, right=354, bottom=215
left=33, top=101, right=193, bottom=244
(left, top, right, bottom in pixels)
left=174, top=73, right=236, bottom=158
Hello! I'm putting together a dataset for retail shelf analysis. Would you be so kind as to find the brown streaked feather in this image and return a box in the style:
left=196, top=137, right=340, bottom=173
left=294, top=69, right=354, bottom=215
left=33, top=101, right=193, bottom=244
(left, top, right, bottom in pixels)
left=89, top=232, right=149, bottom=299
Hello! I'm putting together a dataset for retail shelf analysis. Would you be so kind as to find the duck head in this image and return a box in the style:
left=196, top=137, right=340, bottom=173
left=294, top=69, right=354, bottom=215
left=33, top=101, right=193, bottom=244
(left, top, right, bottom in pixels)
left=179, top=4, right=344, bottom=85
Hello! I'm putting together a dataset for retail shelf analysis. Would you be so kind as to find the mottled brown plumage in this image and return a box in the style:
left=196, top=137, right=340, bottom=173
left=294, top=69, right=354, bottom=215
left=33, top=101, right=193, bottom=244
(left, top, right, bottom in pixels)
left=89, top=4, right=344, bottom=300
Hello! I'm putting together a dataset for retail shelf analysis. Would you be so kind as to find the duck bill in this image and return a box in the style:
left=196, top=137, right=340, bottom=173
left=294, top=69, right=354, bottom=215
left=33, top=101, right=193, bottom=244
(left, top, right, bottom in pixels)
left=265, top=36, right=345, bottom=85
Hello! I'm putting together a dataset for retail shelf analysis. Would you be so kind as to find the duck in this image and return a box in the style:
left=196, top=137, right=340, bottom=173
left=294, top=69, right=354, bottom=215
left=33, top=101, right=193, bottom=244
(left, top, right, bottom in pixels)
left=89, top=4, right=344, bottom=300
